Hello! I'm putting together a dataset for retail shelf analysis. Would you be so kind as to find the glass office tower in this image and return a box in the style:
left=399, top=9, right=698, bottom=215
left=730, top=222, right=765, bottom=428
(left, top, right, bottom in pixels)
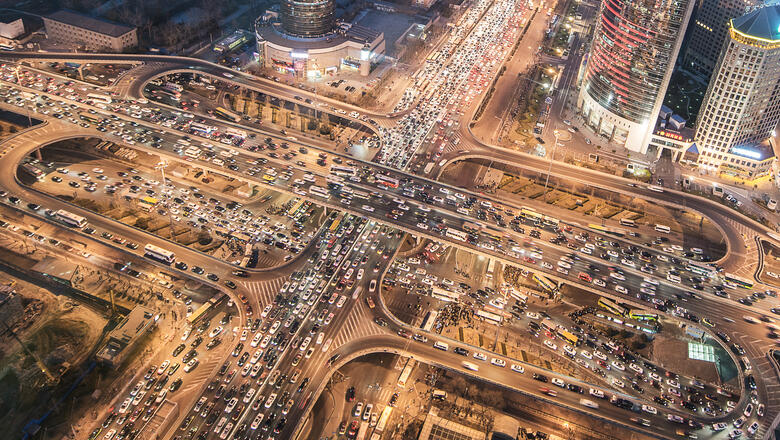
left=577, top=0, right=695, bottom=152
left=280, top=0, right=335, bottom=37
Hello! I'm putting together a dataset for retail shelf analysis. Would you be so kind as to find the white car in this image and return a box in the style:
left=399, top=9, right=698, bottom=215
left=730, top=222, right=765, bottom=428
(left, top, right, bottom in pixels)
left=641, top=405, right=657, bottom=415
left=473, top=352, right=487, bottom=361
left=209, top=326, right=224, bottom=338
left=544, top=340, right=557, bottom=351
left=580, top=350, right=592, bottom=359
left=510, top=364, right=525, bottom=373
left=490, top=358, right=506, bottom=367
left=612, top=378, right=625, bottom=388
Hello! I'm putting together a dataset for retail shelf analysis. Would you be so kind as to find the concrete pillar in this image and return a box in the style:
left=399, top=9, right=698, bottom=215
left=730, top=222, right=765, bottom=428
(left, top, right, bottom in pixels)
left=34, top=149, right=42, bottom=161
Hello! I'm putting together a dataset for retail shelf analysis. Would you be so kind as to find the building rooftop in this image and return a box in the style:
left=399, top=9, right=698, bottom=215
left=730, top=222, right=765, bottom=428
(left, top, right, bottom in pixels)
left=46, top=10, right=135, bottom=37
left=731, top=4, right=780, bottom=41
left=96, top=306, right=155, bottom=366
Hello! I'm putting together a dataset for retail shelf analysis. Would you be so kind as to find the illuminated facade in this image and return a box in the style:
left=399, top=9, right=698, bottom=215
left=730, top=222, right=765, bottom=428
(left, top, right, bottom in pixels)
left=577, top=0, right=695, bottom=152
left=681, top=0, right=765, bottom=79
left=280, top=0, right=335, bottom=37
left=694, top=5, right=780, bottom=177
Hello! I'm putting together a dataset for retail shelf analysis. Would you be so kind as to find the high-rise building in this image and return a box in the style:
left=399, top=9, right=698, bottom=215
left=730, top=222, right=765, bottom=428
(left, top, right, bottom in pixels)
left=280, top=0, right=335, bottom=37
left=577, top=0, right=695, bottom=152
left=681, top=0, right=765, bottom=80
left=693, top=5, right=780, bottom=177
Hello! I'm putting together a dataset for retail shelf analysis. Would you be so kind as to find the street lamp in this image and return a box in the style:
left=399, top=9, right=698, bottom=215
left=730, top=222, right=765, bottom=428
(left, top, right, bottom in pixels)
left=155, top=160, right=174, bottom=239
left=542, top=129, right=561, bottom=202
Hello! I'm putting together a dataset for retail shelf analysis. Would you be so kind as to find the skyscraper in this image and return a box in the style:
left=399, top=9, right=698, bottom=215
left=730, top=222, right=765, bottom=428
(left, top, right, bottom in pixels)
left=280, top=0, right=335, bottom=37
left=682, top=0, right=765, bottom=80
left=577, top=0, right=695, bottom=152
left=694, top=5, right=780, bottom=175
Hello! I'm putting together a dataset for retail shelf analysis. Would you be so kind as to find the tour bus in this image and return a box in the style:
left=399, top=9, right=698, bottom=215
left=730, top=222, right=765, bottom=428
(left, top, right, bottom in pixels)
left=654, top=224, right=670, bottom=234
left=144, top=244, right=175, bottom=264
left=55, top=209, right=87, bottom=228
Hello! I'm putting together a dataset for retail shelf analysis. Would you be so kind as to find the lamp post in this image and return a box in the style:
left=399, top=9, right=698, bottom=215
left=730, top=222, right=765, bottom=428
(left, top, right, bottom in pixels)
left=542, top=129, right=560, bottom=202
left=155, top=160, right=174, bottom=239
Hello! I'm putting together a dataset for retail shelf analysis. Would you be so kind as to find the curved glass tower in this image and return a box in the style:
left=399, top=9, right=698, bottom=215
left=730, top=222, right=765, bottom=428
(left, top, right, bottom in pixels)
left=280, top=0, right=335, bottom=37
left=577, top=0, right=694, bottom=151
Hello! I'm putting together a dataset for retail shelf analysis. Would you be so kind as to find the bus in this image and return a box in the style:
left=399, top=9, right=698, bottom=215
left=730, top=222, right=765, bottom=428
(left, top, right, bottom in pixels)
left=376, top=174, right=399, bottom=188
left=139, top=196, right=158, bottom=212
left=588, top=223, right=626, bottom=237
left=486, top=259, right=495, bottom=280
left=619, top=218, right=636, bottom=227
left=155, top=88, right=181, bottom=100
left=329, top=214, right=343, bottom=233
left=648, top=185, right=665, bottom=193
left=86, top=93, right=112, bottom=104
left=541, top=319, right=557, bottom=333
left=629, top=309, right=659, bottom=322
left=533, top=273, right=557, bottom=293
left=144, top=244, right=175, bottom=264
left=724, top=273, right=753, bottom=289
left=225, top=127, right=247, bottom=139
left=330, top=166, right=357, bottom=177
left=163, top=82, right=184, bottom=92
left=189, top=122, right=214, bottom=136
left=482, top=228, right=503, bottom=242
left=462, top=361, right=479, bottom=371
left=21, top=163, right=45, bottom=181
left=598, top=297, right=627, bottom=316
left=431, top=287, right=459, bottom=302
left=422, top=310, right=438, bottom=332
left=476, top=309, right=502, bottom=324
left=687, top=263, right=716, bottom=278
left=397, top=358, right=415, bottom=388
left=184, top=147, right=202, bottom=159
left=353, top=190, right=370, bottom=200
left=654, top=224, right=671, bottom=234
left=0, top=43, right=14, bottom=51
left=78, top=111, right=102, bottom=125
left=445, top=228, right=468, bottom=242
left=287, top=199, right=305, bottom=218
left=214, top=107, right=240, bottom=123
left=187, top=302, right=212, bottom=324
left=55, top=209, right=87, bottom=228
left=309, top=186, right=330, bottom=200
left=520, top=207, right=543, bottom=222
left=557, top=329, right=579, bottom=345
left=375, top=405, right=392, bottom=434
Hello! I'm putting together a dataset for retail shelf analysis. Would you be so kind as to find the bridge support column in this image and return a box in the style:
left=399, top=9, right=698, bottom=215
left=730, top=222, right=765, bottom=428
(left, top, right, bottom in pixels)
left=34, top=149, right=42, bottom=161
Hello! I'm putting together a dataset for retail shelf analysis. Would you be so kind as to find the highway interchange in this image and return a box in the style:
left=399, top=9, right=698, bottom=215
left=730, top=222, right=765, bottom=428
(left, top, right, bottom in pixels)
left=2, top=0, right=780, bottom=438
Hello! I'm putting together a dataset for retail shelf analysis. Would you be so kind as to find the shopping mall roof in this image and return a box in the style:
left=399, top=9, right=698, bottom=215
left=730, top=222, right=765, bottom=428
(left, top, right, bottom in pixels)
left=731, top=4, right=780, bottom=41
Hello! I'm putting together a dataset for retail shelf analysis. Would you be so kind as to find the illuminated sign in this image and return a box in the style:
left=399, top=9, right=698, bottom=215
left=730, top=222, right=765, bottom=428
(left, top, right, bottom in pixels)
left=290, top=51, right=309, bottom=59
left=656, top=130, right=684, bottom=141
left=731, top=147, right=763, bottom=160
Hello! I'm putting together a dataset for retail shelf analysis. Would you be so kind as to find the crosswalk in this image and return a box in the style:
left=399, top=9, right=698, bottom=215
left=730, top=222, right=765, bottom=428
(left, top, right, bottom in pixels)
left=331, top=300, right=384, bottom=350
left=240, top=276, right=287, bottom=308
left=253, top=252, right=283, bottom=268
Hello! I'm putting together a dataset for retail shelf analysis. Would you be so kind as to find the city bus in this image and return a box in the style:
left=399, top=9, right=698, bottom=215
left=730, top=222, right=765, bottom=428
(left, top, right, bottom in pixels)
left=619, top=218, right=637, bottom=227
left=86, top=93, right=112, bottom=104
left=532, top=273, right=557, bottom=293
left=431, top=287, right=459, bottom=302
left=287, top=199, right=305, bottom=218
left=629, top=309, right=659, bottom=322
left=144, top=244, right=175, bottom=264
left=374, top=405, right=392, bottom=434
left=557, top=329, right=579, bottom=346
left=329, top=165, right=357, bottom=177
left=355, top=422, right=370, bottom=440
left=445, top=228, right=468, bottom=242
left=78, top=111, right=101, bottom=125
left=155, top=88, right=181, bottom=100
left=588, top=223, right=626, bottom=237
left=598, top=297, right=627, bottom=317
left=476, top=309, right=502, bottom=324
left=214, top=106, right=241, bottom=123
left=421, top=310, right=438, bottom=332
left=54, top=209, right=87, bottom=228
left=687, top=262, right=716, bottom=278
left=163, top=82, right=184, bottom=92
left=724, top=273, right=753, bottom=289
left=520, top=207, right=543, bottom=222
left=482, top=228, right=503, bottom=242
left=397, top=359, right=415, bottom=388
left=376, top=174, right=399, bottom=188
left=139, top=196, right=158, bottom=212
left=309, top=186, right=330, bottom=200
left=189, top=122, right=214, bottom=136
left=353, top=190, right=370, bottom=200
left=541, top=319, right=557, bottom=333
left=329, top=214, right=342, bottom=233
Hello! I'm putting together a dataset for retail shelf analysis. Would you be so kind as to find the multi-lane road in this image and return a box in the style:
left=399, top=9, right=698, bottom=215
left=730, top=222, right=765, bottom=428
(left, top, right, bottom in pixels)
left=3, top=2, right=780, bottom=438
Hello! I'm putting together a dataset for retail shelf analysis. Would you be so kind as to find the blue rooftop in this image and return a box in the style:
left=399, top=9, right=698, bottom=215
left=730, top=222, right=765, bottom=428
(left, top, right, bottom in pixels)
left=731, top=4, right=780, bottom=41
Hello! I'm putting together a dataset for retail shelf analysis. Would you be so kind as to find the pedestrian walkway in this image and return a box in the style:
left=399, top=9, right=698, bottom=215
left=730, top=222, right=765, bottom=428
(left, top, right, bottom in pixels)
left=239, top=276, right=286, bottom=308
left=332, top=300, right=384, bottom=349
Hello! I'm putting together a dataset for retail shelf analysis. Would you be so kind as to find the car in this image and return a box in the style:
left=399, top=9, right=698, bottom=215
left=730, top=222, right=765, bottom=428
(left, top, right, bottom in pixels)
left=353, top=402, right=364, bottom=417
